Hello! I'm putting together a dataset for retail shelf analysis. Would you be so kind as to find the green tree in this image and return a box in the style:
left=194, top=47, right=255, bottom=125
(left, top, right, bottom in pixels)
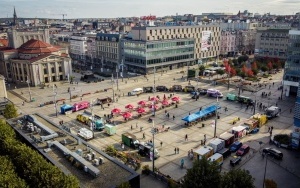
left=261, top=66, right=268, bottom=72
left=216, top=69, right=225, bottom=76
left=265, top=179, right=277, bottom=188
left=3, top=103, right=18, bottom=119
left=221, top=169, right=255, bottom=188
left=199, top=65, right=205, bottom=76
left=181, top=157, right=221, bottom=188
left=238, top=55, right=249, bottom=64
left=0, top=156, right=28, bottom=188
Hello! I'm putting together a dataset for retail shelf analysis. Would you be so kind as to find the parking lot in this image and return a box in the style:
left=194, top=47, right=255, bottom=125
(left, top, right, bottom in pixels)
left=8, top=66, right=300, bottom=187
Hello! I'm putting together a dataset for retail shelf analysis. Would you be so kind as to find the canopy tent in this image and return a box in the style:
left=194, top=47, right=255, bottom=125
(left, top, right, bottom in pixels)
left=125, top=104, right=135, bottom=109
left=137, top=100, right=147, bottom=106
left=60, top=104, right=73, bottom=114
left=182, top=105, right=220, bottom=123
left=111, top=108, right=122, bottom=114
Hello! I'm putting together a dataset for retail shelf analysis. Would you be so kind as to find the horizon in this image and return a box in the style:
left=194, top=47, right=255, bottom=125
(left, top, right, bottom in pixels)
left=0, top=0, right=300, bottom=19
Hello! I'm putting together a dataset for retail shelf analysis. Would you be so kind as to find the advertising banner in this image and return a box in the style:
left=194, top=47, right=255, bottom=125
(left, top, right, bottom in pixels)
left=201, top=31, right=212, bottom=51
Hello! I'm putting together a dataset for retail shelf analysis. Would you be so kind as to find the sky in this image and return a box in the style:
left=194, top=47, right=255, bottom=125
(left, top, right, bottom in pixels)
left=0, top=0, right=300, bottom=18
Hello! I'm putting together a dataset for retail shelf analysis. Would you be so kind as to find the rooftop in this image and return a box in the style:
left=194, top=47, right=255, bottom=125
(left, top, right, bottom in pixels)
left=18, top=39, right=59, bottom=54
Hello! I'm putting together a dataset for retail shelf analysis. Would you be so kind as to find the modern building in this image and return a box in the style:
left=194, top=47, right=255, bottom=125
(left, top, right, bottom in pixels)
left=95, top=33, right=123, bottom=69
left=254, top=28, right=290, bottom=59
left=0, top=39, right=71, bottom=86
left=122, top=38, right=195, bottom=74
left=220, top=30, right=237, bottom=56
left=283, top=30, right=300, bottom=97
left=7, top=29, right=50, bottom=49
left=69, top=35, right=88, bottom=59
left=131, top=25, right=220, bottom=62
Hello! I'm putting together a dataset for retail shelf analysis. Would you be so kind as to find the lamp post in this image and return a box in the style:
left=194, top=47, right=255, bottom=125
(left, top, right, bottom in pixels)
left=112, top=73, right=115, bottom=102
left=116, top=65, right=119, bottom=91
left=214, top=96, right=219, bottom=138
left=26, top=76, right=32, bottom=102
left=151, top=120, right=156, bottom=172
left=54, top=92, right=58, bottom=117
left=160, top=57, right=164, bottom=76
left=152, top=66, right=156, bottom=116
left=262, top=154, right=269, bottom=188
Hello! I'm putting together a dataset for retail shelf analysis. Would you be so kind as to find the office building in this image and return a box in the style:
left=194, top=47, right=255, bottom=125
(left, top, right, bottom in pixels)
left=122, top=38, right=195, bottom=74
left=254, top=28, right=290, bottom=59
left=131, top=25, right=220, bottom=62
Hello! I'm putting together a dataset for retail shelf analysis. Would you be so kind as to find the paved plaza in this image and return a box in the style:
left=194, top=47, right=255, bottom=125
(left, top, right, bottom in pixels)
left=7, top=66, right=300, bottom=188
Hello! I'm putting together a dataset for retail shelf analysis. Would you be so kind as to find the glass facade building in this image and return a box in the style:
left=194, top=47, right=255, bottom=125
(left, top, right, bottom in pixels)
left=283, top=30, right=300, bottom=97
left=122, top=39, right=195, bottom=74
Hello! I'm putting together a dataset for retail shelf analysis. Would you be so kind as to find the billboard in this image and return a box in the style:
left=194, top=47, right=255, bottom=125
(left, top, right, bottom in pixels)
left=201, top=31, right=212, bottom=51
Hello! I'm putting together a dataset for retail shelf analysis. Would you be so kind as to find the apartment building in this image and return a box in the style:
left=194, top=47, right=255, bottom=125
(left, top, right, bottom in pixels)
left=236, top=30, right=256, bottom=55
left=95, top=33, right=122, bottom=69
left=220, top=30, right=237, bottom=56
left=122, top=38, right=195, bottom=74
left=69, top=35, right=88, bottom=59
left=131, top=25, right=221, bottom=61
left=255, top=28, right=290, bottom=59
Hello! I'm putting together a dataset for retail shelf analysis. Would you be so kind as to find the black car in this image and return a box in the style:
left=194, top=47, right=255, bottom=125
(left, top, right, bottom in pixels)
left=172, top=85, right=183, bottom=92
left=143, top=87, right=153, bottom=93
left=230, top=156, right=241, bottom=166
left=185, top=85, right=195, bottom=92
left=262, top=148, right=283, bottom=160
left=198, top=89, right=207, bottom=95
left=156, top=86, right=168, bottom=92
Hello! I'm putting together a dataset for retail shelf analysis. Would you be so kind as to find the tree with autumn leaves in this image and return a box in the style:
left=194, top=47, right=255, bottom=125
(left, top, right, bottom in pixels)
left=223, top=60, right=236, bottom=77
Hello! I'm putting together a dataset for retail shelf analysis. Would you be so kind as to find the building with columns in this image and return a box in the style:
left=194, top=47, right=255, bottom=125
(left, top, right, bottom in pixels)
left=0, top=39, right=71, bottom=86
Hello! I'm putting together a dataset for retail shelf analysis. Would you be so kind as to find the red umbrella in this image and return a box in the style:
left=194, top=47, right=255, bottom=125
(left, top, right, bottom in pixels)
left=171, top=96, right=180, bottom=102
left=161, top=100, right=169, bottom=106
left=111, top=108, right=121, bottom=114
left=150, top=96, right=159, bottom=101
left=125, top=104, right=134, bottom=109
left=137, top=108, right=146, bottom=114
left=122, top=112, right=133, bottom=119
left=137, top=100, right=147, bottom=106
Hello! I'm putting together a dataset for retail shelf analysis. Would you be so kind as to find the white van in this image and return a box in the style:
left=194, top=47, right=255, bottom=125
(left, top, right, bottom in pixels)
left=131, top=88, right=143, bottom=96
left=207, top=89, right=223, bottom=98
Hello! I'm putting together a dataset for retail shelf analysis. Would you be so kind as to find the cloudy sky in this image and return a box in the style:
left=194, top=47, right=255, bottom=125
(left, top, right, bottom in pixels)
left=0, top=0, right=299, bottom=18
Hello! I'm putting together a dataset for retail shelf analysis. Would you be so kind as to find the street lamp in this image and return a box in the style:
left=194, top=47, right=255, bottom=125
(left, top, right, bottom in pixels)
left=152, top=66, right=156, bottom=116
left=54, top=92, right=58, bottom=117
left=262, top=154, right=269, bottom=188
left=150, top=120, right=157, bottom=172
left=214, top=97, right=219, bottom=138
left=111, top=73, right=115, bottom=102
left=160, top=57, right=164, bottom=76
left=26, top=76, right=32, bottom=102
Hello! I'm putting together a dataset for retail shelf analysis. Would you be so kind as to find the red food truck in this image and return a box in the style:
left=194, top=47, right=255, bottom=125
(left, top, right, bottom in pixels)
left=72, top=101, right=90, bottom=112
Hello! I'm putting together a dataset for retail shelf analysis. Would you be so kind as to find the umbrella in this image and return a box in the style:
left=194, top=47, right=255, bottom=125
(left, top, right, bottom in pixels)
left=137, top=108, right=146, bottom=114
left=161, top=100, right=169, bottom=106
left=125, top=104, right=134, bottom=109
left=150, top=96, right=159, bottom=101
left=171, top=96, right=180, bottom=102
left=122, top=112, right=133, bottom=119
left=137, top=100, right=147, bottom=106
left=111, top=108, right=121, bottom=114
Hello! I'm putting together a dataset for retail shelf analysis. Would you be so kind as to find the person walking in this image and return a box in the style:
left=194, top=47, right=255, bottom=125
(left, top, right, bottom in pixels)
left=185, top=134, right=188, bottom=141
left=174, top=147, right=177, bottom=154
left=173, top=115, right=175, bottom=120
left=180, top=158, right=184, bottom=169
left=143, top=132, right=145, bottom=139
left=177, top=147, right=179, bottom=154
left=160, top=141, right=163, bottom=147
left=131, top=125, right=133, bottom=130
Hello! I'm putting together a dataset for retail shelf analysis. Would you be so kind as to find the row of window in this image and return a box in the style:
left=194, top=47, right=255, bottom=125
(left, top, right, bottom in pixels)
left=148, top=27, right=219, bottom=35
left=97, top=46, right=118, bottom=53
left=147, top=41, right=194, bottom=49
left=125, top=54, right=193, bottom=66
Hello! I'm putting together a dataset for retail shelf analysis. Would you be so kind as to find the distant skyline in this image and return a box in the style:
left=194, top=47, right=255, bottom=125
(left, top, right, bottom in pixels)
left=0, top=0, right=299, bottom=19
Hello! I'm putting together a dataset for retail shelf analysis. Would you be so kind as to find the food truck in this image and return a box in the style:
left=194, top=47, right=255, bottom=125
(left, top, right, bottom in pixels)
left=194, top=146, right=214, bottom=160
left=72, top=101, right=90, bottom=112
left=219, top=132, right=235, bottom=148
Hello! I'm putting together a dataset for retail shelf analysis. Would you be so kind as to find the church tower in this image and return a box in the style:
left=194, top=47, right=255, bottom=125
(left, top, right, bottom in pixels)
left=13, top=6, right=17, bottom=26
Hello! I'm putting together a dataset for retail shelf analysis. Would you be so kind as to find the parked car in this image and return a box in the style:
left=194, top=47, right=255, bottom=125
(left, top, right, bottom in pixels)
left=184, top=85, right=195, bottom=92
left=236, top=144, right=250, bottom=156
left=230, top=156, right=241, bottom=166
left=198, top=89, right=207, bottom=95
left=156, top=86, right=168, bottom=92
left=172, top=85, right=183, bottom=92
left=229, top=141, right=243, bottom=152
left=262, top=148, right=283, bottom=160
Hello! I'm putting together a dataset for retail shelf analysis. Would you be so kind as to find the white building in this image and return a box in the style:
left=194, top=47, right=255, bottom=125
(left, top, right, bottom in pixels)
left=69, top=36, right=88, bottom=59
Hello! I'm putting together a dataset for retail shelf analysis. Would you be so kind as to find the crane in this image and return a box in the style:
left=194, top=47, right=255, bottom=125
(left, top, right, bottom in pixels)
left=51, top=14, right=67, bottom=21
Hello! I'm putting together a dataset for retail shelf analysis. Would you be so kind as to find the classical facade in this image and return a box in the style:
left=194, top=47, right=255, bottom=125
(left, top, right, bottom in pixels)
left=0, top=39, right=71, bottom=86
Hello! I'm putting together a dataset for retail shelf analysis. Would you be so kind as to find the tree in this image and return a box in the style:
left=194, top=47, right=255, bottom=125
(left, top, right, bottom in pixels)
left=181, top=158, right=221, bottom=188
left=117, top=182, right=131, bottom=188
left=247, top=69, right=254, bottom=77
left=265, top=179, right=277, bottom=188
left=251, top=62, right=257, bottom=71
left=199, top=65, right=205, bottom=76
left=238, top=55, right=249, bottom=64
left=261, top=66, right=268, bottom=72
left=216, top=69, right=225, bottom=76
left=242, top=65, right=248, bottom=74
left=267, top=62, right=273, bottom=71
left=221, top=169, right=255, bottom=188
left=3, top=103, right=18, bottom=119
